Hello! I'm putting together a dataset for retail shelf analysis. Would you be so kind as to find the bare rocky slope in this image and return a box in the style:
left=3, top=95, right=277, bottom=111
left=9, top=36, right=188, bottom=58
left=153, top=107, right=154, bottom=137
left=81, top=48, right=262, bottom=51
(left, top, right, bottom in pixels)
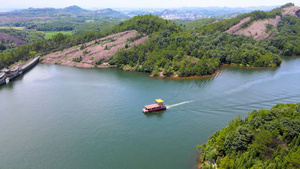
left=233, top=16, right=281, bottom=40
left=226, top=6, right=300, bottom=40
left=41, top=30, right=148, bottom=68
left=282, top=6, right=300, bottom=17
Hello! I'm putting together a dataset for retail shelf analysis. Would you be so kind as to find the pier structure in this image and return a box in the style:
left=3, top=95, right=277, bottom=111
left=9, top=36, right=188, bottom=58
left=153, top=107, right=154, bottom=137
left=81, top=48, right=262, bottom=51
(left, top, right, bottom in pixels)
left=0, top=56, right=39, bottom=85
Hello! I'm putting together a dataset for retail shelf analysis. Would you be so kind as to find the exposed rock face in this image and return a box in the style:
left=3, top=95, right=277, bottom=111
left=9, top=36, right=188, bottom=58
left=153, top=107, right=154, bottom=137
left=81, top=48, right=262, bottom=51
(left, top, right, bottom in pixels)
left=233, top=16, right=281, bottom=40
left=226, top=6, right=300, bottom=41
left=282, top=6, right=300, bottom=18
left=41, top=30, right=148, bottom=68
left=226, top=16, right=281, bottom=40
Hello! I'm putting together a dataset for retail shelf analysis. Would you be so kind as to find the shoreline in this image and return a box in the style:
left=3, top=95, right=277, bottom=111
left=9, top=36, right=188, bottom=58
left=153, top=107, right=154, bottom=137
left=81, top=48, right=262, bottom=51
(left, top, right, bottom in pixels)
left=222, top=63, right=279, bottom=69
left=41, top=61, right=283, bottom=79
left=150, top=70, right=220, bottom=79
left=42, top=61, right=221, bottom=79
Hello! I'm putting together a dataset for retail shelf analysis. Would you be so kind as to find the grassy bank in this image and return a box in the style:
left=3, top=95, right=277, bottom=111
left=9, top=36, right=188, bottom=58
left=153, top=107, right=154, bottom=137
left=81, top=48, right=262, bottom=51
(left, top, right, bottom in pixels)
left=43, top=31, right=72, bottom=39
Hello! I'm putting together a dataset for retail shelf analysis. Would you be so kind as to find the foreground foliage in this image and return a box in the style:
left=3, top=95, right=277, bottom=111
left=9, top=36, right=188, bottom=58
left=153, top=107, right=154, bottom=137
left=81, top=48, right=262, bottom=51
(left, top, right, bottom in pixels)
left=197, top=103, right=300, bottom=169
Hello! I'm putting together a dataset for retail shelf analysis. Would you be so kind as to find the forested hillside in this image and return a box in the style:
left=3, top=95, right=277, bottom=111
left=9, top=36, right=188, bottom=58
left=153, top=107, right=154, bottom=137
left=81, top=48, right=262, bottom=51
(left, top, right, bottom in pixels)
left=0, top=6, right=128, bottom=33
left=174, top=18, right=217, bottom=30
left=110, top=3, right=299, bottom=77
left=0, top=3, right=299, bottom=77
left=110, top=14, right=281, bottom=77
left=193, top=3, right=293, bottom=35
left=197, top=103, right=300, bottom=169
left=0, top=30, right=107, bottom=68
left=264, top=16, right=300, bottom=56
left=0, top=28, right=45, bottom=52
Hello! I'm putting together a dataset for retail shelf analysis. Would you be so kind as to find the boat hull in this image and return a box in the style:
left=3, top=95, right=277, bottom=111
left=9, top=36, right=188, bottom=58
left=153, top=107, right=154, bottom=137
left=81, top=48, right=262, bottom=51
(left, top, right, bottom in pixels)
left=143, top=106, right=166, bottom=113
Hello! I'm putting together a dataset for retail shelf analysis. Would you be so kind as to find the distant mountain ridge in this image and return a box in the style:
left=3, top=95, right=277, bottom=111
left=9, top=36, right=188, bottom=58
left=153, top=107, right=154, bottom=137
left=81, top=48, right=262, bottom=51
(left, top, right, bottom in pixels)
left=0, top=5, right=283, bottom=20
left=0, top=5, right=128, bottom=18
left=63, top=5, right=89, bottom=14
left=161, top=6, right=280, bottom=20
left=116, top=6, right=280, bottom=20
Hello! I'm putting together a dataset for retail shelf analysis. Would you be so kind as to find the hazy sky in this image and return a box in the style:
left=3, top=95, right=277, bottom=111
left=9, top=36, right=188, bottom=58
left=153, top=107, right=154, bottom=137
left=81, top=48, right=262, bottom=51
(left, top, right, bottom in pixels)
left=2, top=0, right=298, bottom=9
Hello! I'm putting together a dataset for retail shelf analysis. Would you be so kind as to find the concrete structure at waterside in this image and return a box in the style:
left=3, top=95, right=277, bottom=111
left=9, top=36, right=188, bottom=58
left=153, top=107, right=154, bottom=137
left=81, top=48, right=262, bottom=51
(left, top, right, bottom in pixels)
left=0, top=72, right=6, bottom=84
left=0, top=56, right=39, bottom=85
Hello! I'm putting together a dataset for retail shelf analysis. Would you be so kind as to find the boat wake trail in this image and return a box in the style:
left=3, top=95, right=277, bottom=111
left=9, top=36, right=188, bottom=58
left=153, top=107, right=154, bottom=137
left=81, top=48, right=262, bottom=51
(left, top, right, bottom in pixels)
left=166, top=100, right=194, bottom=109
left=225, top=70, right=300, bottom=95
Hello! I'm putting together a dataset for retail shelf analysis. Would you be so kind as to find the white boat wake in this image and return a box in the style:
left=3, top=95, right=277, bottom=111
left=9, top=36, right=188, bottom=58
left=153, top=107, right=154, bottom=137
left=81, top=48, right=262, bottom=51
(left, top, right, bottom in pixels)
left=166, top=100, right=194, bottom=109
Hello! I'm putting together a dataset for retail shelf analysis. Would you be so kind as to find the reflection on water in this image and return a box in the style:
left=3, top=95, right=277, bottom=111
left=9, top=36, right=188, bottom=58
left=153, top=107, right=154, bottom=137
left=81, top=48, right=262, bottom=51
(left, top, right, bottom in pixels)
left=0, top=57, right=300, bottom=169
left=144, top=110, right=165, bottom=118
left=0, top=74, right=24, bottom=90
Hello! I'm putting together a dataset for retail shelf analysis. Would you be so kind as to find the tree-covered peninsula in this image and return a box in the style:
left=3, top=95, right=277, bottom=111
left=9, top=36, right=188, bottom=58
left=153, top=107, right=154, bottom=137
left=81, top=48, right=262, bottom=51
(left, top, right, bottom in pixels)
left=110, top=3, right=299, bottom=77
left=110, top=14, right=281, bottom=77
left=197, top=103, right=300, bottom=169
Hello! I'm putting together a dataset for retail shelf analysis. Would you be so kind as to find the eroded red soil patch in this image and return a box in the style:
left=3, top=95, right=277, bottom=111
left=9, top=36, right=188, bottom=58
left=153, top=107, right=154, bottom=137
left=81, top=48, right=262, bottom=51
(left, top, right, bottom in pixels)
left=42, top=30, right=148, bottom=68
left=229, top=16, right=281, bottom=40
left=282, top=6, right=300, bottom=18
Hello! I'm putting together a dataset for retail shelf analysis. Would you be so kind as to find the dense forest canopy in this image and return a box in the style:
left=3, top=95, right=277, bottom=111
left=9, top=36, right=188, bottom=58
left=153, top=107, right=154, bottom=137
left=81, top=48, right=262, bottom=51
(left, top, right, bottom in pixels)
left=265, top=16, right=300, bottom=56
left=173, top=18, right=217, bottom=31
left=1, top=6, right=128, bottom=33
left=197, top=102, right=300, bottom=169
left=109, top=3, right=298, bottom=77
left=0, top=6, right=127, bottom=56
left=110, top=11, right=290, bottom=76
left=0, top=28, right=45, bottom=52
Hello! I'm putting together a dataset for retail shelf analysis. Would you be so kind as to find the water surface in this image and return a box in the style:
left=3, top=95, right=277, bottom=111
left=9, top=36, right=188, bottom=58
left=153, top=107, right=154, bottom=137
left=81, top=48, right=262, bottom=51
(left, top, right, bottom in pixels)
left=1, top=56, right=300, bottom=169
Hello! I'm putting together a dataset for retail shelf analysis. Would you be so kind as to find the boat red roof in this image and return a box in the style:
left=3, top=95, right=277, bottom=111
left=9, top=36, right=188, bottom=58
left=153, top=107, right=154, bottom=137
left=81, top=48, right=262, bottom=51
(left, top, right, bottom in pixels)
left=145, top=103, right=161, bottom=109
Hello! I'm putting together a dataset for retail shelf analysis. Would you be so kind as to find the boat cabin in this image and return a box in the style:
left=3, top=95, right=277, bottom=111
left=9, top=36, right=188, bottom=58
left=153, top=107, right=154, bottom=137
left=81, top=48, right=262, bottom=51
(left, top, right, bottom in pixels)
left=143, top=99, right=167, bottom=113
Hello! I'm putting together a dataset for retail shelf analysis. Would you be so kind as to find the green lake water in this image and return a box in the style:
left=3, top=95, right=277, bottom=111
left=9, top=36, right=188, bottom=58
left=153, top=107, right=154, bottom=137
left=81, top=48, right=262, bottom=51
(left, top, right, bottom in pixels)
left=1, top=56, right=300, bottom=169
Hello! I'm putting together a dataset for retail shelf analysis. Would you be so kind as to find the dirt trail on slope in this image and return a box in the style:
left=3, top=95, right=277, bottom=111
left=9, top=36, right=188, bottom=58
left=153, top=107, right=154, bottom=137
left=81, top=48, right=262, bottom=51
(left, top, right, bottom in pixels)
left=42, top=30, right=148, bottom=68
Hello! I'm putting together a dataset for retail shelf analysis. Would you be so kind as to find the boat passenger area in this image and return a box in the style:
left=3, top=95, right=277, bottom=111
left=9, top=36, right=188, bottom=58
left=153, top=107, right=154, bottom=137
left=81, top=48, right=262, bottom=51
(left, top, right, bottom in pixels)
left=143, top=99, right=166, bottom=113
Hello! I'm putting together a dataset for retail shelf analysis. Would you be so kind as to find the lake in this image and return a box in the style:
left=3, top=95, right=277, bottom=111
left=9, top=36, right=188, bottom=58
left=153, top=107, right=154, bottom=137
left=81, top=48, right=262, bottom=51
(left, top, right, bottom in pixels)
left=1, top=56, right=300, bottom=169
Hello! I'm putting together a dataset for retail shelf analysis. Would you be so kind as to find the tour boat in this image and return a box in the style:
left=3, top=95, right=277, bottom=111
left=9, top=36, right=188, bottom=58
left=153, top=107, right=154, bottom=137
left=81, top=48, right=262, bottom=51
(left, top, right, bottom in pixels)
left=143, top=99, right=167, bottom=113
